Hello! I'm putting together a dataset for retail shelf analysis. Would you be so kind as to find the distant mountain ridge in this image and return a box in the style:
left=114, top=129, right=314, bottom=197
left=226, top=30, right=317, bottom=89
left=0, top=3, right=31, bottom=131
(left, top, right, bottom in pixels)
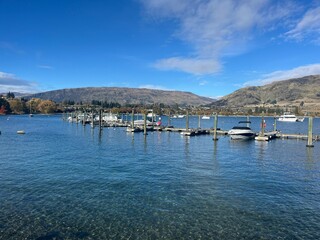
left=25, top=87, right=215, bottom=106
left=213, top=75, right=320, bottom=109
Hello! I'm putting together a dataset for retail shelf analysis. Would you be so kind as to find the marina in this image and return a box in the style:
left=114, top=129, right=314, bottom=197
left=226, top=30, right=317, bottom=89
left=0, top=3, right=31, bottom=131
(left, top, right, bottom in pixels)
left=2, top=1, right=320, bottom=239
left=63, top=111, right=320, bottom=142
left=1, top=114, right=320, bottom=239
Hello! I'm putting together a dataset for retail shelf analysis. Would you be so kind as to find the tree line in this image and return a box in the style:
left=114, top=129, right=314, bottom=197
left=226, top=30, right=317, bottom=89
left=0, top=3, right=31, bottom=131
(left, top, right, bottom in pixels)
left=0, top=93, right=57, bottom=114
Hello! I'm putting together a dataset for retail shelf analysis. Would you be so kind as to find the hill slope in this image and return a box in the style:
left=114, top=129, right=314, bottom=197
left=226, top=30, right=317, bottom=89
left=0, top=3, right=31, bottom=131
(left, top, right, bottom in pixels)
left=214, top=75, right=320, bottom=108
left=26, top=87, right=215, bottom=106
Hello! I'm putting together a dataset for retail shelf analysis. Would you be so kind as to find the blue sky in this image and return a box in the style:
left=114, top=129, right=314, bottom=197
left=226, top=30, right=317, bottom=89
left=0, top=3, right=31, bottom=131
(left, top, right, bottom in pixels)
left=1, top=0, right=320, bottom=98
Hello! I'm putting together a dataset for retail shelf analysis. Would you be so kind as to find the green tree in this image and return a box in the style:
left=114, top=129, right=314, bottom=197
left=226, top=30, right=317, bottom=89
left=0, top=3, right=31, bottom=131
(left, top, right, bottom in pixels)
left=0, top=98, right=11, bottom=114
left=6, top=92, right=15, bottom=99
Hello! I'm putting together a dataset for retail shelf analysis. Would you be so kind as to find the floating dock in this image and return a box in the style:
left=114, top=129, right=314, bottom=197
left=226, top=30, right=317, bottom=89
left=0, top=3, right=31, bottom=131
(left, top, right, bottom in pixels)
left=63, top=112, right=319, bottom=142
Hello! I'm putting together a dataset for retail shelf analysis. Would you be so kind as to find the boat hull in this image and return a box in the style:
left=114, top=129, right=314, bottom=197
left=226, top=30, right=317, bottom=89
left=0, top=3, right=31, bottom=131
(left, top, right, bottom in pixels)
left=277, top=113, right=304, bottom=122
left=228, top=129, right=255, bottom=140
left=277, top=118, right=297, bottom=122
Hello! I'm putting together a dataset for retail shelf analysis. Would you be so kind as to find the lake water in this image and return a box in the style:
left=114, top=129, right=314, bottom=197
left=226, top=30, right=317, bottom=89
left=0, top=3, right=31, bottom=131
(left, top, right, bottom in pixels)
left=1, top=115, right=320, bottom=239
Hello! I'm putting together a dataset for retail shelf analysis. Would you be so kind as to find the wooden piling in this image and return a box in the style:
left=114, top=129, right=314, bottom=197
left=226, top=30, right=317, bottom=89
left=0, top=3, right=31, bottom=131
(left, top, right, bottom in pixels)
left=99, top=109, right=102, bottom=129
left=273, top=114, right=277, bottom=132
left=306, top=117, right=314, bottom=147
left=144, top=112, right=148, bottom=135
left=260, top=113, right=265, bottom=136
left=213, top=113, right=218, bottom=141
left=186, top=111, right=189, bottom=130
left=70, top=112, right=73, bottom=123
left=91, top=111, right=94, bottom=128
left=83, top=111, right=86, bottom=126
left=131, top=109, right=134, bottom=128
left=198, top=115, right=201, bottom=129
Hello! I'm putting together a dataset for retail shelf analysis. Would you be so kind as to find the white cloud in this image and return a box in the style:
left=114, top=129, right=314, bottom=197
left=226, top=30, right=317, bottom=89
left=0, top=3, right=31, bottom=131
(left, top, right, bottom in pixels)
left=154, top=57, right=221, bottom=75
left=285, top=7, right=320, bottom=43
left=0, top=71, right=39, bottom=93
left=140, top=0, right=296, bottom=75
left=199, top=80, right=208, bottom=86
left=243, top=63, right=320, bottom=86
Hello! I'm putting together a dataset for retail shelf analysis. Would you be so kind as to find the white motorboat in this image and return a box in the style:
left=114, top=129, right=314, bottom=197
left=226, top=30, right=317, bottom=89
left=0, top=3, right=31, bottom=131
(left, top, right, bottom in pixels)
left=102, top=113, right=118, bottom=122
left=132, top=119, right=153, bottom=126
left=277, top=113, right=304, bottom=122
left=228, top=121, right=255, bottom=140
left=202, top=115, right=210, bottom=120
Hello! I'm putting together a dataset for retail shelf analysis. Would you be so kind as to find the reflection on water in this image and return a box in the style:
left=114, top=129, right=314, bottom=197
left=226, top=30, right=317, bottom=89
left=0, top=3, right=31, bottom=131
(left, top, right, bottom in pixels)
left=0, top=115, right=320, bottom=239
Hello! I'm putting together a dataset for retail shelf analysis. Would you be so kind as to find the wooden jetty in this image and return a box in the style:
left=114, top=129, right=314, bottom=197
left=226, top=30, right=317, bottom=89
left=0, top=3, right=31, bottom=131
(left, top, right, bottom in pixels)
left=64, top=111, right=319, bottom=144
left=277, top=133, right=320, bottom=141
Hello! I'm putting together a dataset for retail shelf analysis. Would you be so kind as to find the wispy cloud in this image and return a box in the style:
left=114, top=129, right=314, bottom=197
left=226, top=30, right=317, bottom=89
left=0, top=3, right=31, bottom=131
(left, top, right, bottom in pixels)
left=37, top=65, right=54, bottom=69
left=243, top=63, right=320, bottom=86
left=199, top=80, right=208, bottom=86
left=0, top=71, right=39, bottom=93
left=285, top=7, right=320, bottom=43
left=140, top=0, right=296, bottom=75
left=154, top=57, right=221, bottom=75
left=0, top=41, right=24, bottom=54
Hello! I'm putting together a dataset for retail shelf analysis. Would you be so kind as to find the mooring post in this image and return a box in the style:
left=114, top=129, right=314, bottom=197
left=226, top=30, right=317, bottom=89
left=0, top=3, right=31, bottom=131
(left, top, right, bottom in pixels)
left=83, top=111, right=86, bottom=126
left=168, top=112, right=171, bottom=126
left=144, top=112, right=148, bottom=135
left=306, top=116, right=314, bottom=147
left=99, top=109, right=102, bottom=129
left=213, top=113, right=218, bottom=141
left=91, top=111, right=94, bottom=128
left=246, top=115, right=250, bottom=127
left=131, top=109, right=135, bottom=128
left=70, top=112, right=73, bottom=123
left=198, top=114, right=201, bottom=129
left=273, top=114, right=277, bottom=132
left=186, top=110, right=189, bottom=131
left=260, top=112, right=265, bottom=136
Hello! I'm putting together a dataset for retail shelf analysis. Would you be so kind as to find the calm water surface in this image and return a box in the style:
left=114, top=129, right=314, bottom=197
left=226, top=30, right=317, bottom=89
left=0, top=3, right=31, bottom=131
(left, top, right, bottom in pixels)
left=0, top=115, right=320, bottom=239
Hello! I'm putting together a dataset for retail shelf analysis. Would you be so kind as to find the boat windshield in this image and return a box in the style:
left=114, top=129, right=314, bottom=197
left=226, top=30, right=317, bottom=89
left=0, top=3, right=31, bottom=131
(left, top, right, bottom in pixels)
left=232, top=126, right=251, bottom=130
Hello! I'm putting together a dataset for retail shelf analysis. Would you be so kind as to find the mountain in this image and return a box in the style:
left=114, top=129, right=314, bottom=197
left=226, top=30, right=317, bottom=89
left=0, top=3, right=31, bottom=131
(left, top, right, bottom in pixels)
left=0, top=92, right=29, bottom=98
left=24, top=87, right=215, bottom=106
left=213, top=75, right=320, bottom=109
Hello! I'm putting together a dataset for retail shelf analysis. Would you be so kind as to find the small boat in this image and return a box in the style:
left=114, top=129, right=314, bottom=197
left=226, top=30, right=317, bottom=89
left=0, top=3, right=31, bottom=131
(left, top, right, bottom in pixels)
left=277, top=113, right=304, bottom=122
left=177, top=115, right=185, bottom=118
left=17, top=130, right=26, bottom=134
left=126, top=127, right=141, bottom=133
left=228, top=121, right=255, bottom=140
left=132, top=119, right=153, bottom=126
left=180, top=131, right=195, bottom=136
left=102, top=113, right=118, bottom=122
left=202, top=115, right=210, bottom=120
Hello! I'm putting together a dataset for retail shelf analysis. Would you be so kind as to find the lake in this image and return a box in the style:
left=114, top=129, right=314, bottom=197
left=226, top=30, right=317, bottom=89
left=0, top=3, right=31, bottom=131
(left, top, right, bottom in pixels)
left=1, top=115, right=320, bottom=239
